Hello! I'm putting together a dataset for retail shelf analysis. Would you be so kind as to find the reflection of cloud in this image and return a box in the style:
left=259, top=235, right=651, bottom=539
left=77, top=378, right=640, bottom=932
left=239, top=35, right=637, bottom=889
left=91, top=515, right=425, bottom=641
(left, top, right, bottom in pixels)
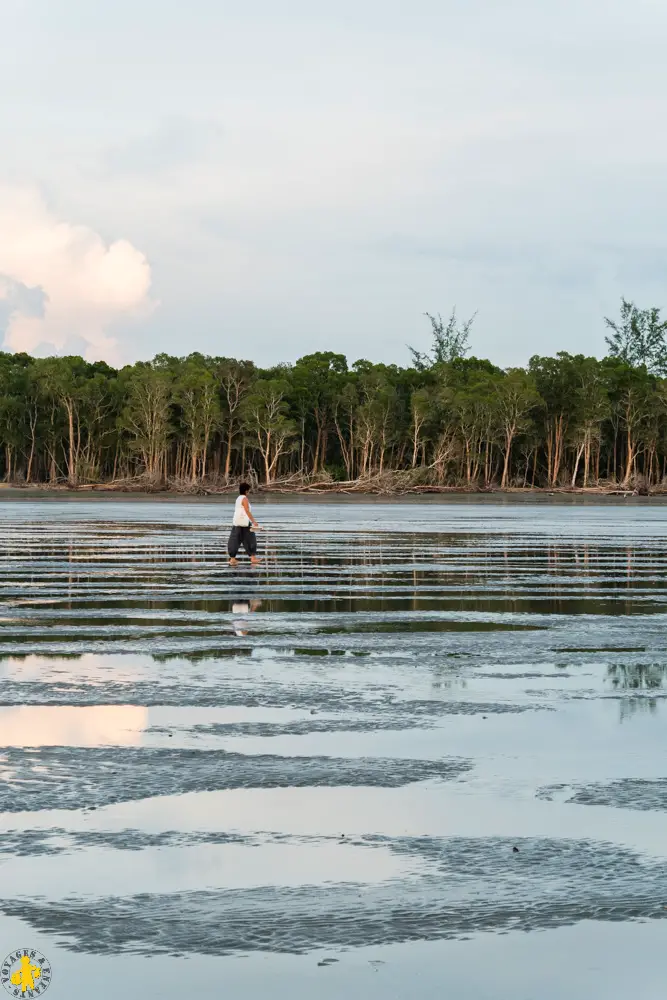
left=0, top=706, right=147, bottom=747
left=0, top=186, right=155, bottom=364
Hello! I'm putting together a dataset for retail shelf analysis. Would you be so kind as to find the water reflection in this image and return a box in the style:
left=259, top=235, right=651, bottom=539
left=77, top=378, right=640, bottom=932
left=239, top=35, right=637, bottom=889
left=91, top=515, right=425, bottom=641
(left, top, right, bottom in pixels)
left=607, top=663, right=667, bottom=690
left=618, top=698, right=660, bottom=722
left=0, top=705, right=147, bottom=746
left=231, top=600, right=262, bottom=636
left=2, top=500, right=667, bottom=996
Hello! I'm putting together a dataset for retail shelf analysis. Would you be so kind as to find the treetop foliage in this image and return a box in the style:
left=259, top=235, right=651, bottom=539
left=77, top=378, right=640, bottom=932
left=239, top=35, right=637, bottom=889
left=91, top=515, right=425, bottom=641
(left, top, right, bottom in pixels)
left=604, top=299, right=667, bottom=374
left=0, top=298, right=665, bottom=490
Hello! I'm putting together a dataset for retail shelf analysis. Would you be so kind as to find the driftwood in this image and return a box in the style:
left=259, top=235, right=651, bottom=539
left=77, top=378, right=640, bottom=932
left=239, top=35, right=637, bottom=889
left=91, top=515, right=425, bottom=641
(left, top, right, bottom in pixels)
left=4, top=471, right=665, bottom=498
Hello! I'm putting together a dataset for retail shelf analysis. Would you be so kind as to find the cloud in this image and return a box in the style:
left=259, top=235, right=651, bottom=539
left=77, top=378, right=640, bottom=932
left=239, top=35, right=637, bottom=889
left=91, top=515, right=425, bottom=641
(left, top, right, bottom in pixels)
left=3, top=1, right=667, bottom=368
left=0, top=185, right=155, bottom=364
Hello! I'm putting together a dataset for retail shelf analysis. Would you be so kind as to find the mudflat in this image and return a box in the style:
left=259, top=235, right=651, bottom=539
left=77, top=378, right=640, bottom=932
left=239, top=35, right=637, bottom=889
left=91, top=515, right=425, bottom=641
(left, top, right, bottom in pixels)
left=0, top=499, right=666, bottom=999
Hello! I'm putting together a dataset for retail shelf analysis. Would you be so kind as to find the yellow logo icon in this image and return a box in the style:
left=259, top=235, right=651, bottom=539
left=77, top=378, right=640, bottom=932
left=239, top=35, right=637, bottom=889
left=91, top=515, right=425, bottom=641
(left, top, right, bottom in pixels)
left=1, top=951, right=51, bottom=997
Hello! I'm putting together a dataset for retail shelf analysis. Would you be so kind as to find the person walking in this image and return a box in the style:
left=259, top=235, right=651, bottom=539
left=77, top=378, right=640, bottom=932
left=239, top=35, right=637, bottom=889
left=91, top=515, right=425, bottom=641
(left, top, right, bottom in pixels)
left=228, top=482, right=262, bottom=566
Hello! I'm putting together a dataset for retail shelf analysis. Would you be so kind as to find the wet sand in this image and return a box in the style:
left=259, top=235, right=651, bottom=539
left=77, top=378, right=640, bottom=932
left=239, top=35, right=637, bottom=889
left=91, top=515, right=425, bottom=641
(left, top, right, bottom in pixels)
left=1, top=500, right=666, bottom=998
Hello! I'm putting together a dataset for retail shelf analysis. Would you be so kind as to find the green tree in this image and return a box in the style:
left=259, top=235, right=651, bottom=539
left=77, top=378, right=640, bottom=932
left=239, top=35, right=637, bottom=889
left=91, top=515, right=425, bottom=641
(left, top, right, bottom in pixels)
left=120, top=362, right=173, bottom=481
left=242, top=378, right=296, bottom=484
left=0, top=354, right=31, bottom=481
left=605, top=298, right=667, bottom=374
left=451, top=373, right=498, bottom=486
left=493, top=369, right=542, bottom=488
left=213, top=358, right=255, bottom=480
left=290, top=352, right=347, bottom=475
left=409, top=308, right=477, bottom=370
left=174, top=357, right=221, bottom=481
left=333, top=380, right=359, bottom=480
left=34, top=357, right=117, bottom=485
left=409, top=387, right=432, bottom=468
left=354, top=366, right=401, bottom=476
left=567, top=358, right=610, bottom=487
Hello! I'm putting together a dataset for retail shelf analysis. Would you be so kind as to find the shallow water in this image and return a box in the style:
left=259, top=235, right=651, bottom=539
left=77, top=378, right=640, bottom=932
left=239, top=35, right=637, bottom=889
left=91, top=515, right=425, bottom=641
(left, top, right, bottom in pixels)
left=1, top=499, right=667, bottom=998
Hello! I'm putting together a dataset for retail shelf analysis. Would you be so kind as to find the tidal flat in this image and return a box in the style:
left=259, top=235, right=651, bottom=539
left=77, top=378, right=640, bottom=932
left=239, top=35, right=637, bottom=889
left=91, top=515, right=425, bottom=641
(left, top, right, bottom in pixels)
left=1, top=499, right=667, bottom=999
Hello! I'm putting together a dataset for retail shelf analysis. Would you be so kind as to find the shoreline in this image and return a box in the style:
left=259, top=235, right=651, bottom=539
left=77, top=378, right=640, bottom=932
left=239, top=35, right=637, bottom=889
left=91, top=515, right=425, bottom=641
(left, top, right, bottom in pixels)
left=0, top=484, right=665, bottom=504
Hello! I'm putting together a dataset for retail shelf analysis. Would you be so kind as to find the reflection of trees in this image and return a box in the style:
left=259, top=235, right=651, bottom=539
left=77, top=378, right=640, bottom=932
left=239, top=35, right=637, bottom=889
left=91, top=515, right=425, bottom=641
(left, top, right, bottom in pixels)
left=431, top=660, right=467, bottom=692
left=0, top=653, right=82, bottom=663
left=152, top=649, right=252, bottom=662
left=607, top=663, right=667, bottom=690
left=608, top=663, right=666, bottom=723
left=431, top=674, right=467, bottom=692
left=619, top=697, right=658, bottom=722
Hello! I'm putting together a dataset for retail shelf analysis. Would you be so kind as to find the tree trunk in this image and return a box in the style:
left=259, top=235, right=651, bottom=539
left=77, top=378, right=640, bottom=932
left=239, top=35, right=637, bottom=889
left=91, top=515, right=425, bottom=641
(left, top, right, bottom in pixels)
left=501, top=429, right=514, bottom=488
left=202, top=430, right=209, bottom=480
left=551, top=414, right=565, bottom=487
left=595, top=443, right=601, bottom=484
left=647, top=445, right=656, bottom=486
left=546, top=428, right=554, bottom=486
left=623, top=426, right=634, bottom=486
left=66, top=400, right=76, bottom=485
left=300, top=418, right=306, bottom=474
left=411, top=415, right=423, bottom=467
left=224, top=424, right=235, bottom=480
left=263, top=430, right=272, bottom=485
left=571, top=442, right=585, bottom=487
left=26, top=420, right=36, bottom=484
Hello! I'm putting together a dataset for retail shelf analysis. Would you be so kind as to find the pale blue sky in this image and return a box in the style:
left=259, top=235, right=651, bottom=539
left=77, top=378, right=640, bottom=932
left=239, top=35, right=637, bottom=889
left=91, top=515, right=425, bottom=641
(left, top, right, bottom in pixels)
left=1, top=0, right=666, bottom=366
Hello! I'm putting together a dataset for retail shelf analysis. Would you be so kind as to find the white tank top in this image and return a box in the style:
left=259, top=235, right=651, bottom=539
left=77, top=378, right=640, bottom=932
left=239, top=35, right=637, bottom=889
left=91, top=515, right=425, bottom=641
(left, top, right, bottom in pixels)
left=233, top=494, right=251, bottom=527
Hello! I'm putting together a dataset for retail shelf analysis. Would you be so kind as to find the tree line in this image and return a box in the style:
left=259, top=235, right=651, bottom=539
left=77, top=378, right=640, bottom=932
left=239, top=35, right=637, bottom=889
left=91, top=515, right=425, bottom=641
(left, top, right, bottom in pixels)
left=1, top=297, right=667, bottom=490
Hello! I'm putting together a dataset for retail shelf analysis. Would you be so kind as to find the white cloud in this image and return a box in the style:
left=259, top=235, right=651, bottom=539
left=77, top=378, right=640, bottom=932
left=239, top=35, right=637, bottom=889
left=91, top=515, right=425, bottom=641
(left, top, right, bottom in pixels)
left=0, top=185, right=155, bottom=364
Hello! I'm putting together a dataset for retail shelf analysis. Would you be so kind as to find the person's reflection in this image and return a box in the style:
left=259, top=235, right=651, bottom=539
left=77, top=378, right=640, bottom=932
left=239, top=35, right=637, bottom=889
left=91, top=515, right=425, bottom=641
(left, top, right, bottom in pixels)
left=231, top=599, right=262, bottom=636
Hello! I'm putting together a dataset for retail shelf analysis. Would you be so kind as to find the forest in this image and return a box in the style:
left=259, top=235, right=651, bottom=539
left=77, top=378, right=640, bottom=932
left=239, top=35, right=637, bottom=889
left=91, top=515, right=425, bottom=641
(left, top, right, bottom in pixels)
left=1, top=298, right=667, bottom=493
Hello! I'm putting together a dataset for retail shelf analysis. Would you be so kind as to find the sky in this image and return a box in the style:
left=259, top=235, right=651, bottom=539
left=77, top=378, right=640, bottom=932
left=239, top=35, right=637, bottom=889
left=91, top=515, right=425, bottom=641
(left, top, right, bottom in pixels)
left=1, top=0, right=666, bottom=369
